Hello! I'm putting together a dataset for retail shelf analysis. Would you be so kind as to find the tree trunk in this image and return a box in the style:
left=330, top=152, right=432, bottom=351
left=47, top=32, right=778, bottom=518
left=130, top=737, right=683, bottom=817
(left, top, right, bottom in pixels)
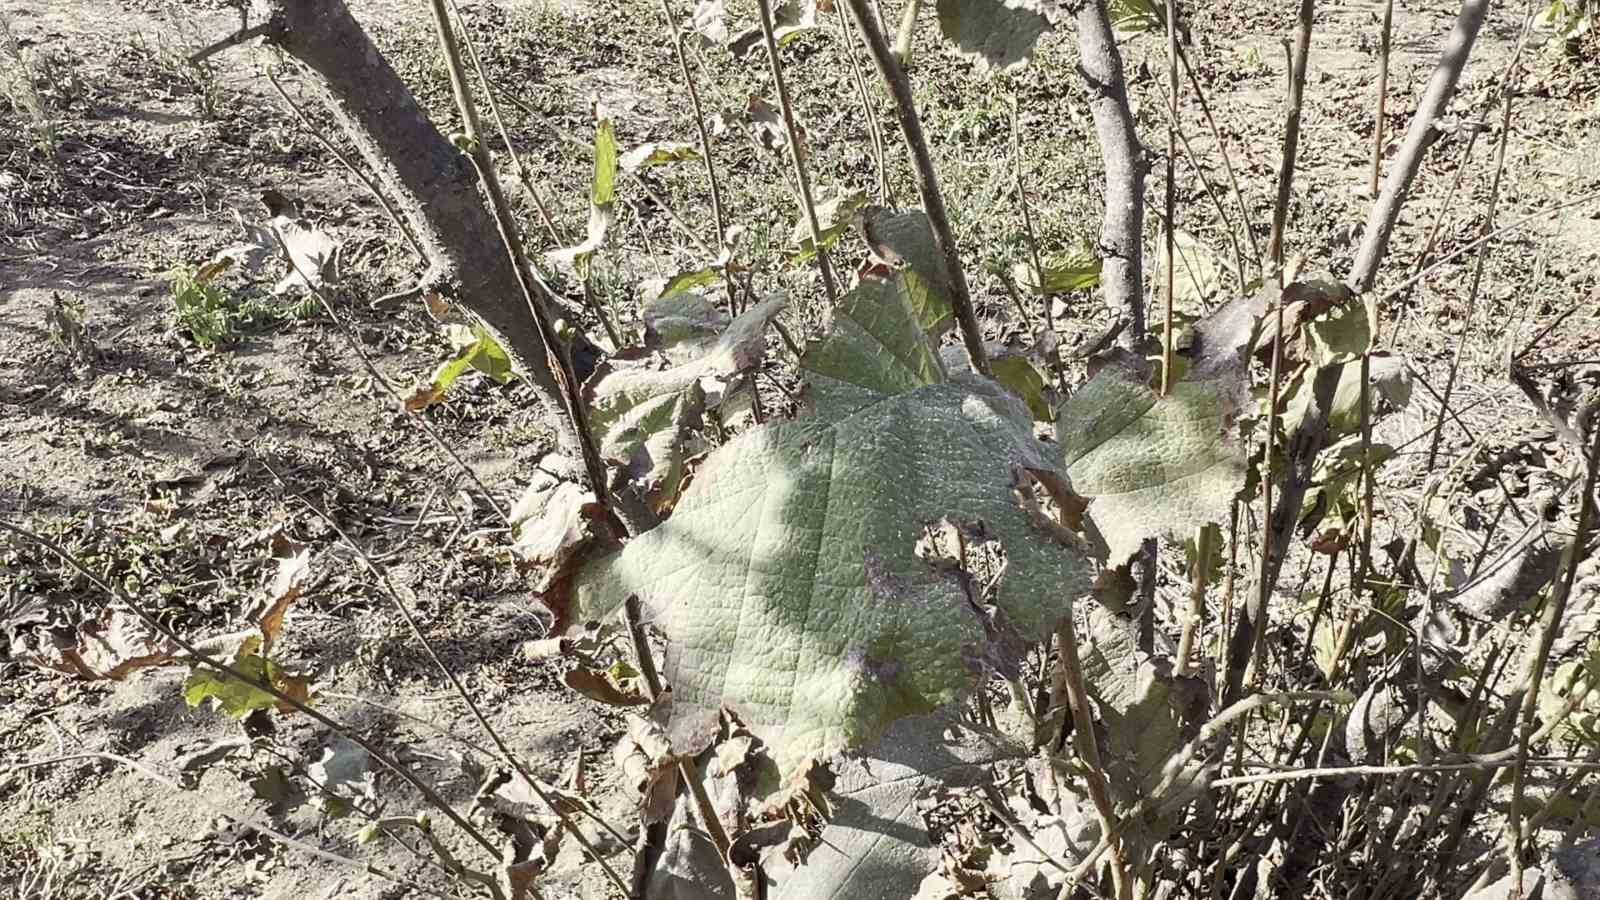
left=252, top=0, right=590, bottom=443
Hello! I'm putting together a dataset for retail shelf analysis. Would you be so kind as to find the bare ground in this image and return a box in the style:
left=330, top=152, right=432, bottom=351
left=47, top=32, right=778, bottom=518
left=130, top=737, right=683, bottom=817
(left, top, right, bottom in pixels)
left=1, top=0, right=1597, bottom=896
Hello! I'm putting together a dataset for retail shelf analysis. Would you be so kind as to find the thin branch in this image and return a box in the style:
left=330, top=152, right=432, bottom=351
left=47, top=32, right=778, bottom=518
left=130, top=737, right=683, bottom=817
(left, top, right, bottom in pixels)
left=1176, top=43, right=1262, bottom=269
left=839, top=1, right=893, bottom=205
left=843, top=0, right=990, bottom=375
left=447, top=0, right=562, bottom=246
left=1368, top=0, right=1395, bottom=197
left=1053, top=613, right=1132, bottom=900
left=189, top=21, right=273, bottom=65
left=1509, top=419, right=1600, bottom=883
left=755, top=0, right=842, bottom=304
left=1267, top=0, right=1314, bottom=268
left=1160, top=0, right=1179, bottom=395
left=1424, top=84, right=1516, bottom=474
left=1377, top=188, right=1600, bottom=309
left=658, top=3, right=727, bottom=243
left=1349, top=0, right=1493, bottom=292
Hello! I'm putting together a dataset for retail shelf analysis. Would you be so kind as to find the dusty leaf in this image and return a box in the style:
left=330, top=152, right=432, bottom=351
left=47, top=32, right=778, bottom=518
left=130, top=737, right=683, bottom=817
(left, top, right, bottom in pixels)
left=934, top=0, right=1051, bottom=73
left=565, top=272, right=1092, bottom=776
left=509, top=460, right=619, bottom=594
left=1079, top=607, right=1206, bottom=811
left=764, top=715, right=1027, bottom=900
left=306, top=737, right=376, bottom=819
left=1058, top=351, right=1245, bottom=565
left=585, top=296, right=787, bottom=512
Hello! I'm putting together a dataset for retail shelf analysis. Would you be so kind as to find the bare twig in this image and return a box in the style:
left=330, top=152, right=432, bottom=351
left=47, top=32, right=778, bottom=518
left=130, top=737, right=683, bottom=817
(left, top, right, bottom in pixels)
left=1509, top=419, right=1600, bottom=885
left=838, top=0, right=985, bottom=373
left=1053, top=613, right=1132, bottom=900
left=1424, top=83, right=1516, bottom=475
left=1177, top=43, right=1262, bottom=269
left=1368, top=0, right=1395, bottom=196
left=1349, top=0, right=1493, bottom=291
left=1160, top=0, right=1179, bottom=394
left=838, top=1, right=893, bottom=205
left=189, top=21, right=273, bottom=65
left=658, top=2, right=727, bottom=244
left=755, top=0, right=842, bottom=304
left=843, top=0, right=990, bottom=375
left=447, top=0, right=561, bottom=246
left=1267, top=0, right=1314, bottom=268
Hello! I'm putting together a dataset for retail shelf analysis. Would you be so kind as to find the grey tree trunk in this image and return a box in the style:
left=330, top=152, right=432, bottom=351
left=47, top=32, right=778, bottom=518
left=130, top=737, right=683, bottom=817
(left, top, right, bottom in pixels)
left=252, top=0, right=590, bottom=445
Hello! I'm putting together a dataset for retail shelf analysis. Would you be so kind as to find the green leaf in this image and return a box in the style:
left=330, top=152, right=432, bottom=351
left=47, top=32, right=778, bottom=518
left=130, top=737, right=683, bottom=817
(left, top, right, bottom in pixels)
left=1012, top=249, right=1102, bottom=296
left=592, top=118, right=618, bottom=207
left=1108, top=0, right=1162, bottom=33
left=861, top=207, right=955, bottom=338
left=406, top=325, right=515, bottom=410
left=648, top=268, right=724, bottom=304
left=183, top=636, right=312, bottom=719
left=564, top=271, right=1091, bottom=777
left=1154, top=229, right=1221, bottom=308
left=621, top=142, right=702, bottom=172
left=934, top=0, right=1052, bottom=73
left=1282, top=352, right=1412, bottom=437
left=990, top=350, right=1054, bottom=422
left=1058, top=351, right=1244, bottom=565
left=791, top=187, right=868, bottom=262
left=585, top=297, right=788, bottom=512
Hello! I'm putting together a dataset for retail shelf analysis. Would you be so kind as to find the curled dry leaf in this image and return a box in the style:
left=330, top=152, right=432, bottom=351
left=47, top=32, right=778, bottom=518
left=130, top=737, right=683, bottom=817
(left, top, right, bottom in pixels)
left=583, top=296, right=787, bottom=514
left=614, top=713, right=681, bottom=825
left=563, top=666, right=647, bottom=707
left=14, top=604, right=179, bottom=681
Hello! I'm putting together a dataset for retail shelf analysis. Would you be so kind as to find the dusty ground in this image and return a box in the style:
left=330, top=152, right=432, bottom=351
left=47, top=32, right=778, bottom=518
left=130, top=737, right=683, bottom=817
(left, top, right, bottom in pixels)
left=1, top=0, right=1597, bottom=896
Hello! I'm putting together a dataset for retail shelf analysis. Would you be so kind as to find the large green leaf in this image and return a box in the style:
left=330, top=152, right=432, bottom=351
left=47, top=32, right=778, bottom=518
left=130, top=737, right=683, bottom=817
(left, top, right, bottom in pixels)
left=564, top=272, right=1091, bottom=777
left=1058, top=351, right=1244, bottom=565
left=934, top=0, right=1052, bottom=72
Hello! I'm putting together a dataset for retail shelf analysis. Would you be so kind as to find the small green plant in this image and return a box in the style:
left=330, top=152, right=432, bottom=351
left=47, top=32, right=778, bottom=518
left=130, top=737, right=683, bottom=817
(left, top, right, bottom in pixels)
left=170, top=265, right=238, bottom=348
